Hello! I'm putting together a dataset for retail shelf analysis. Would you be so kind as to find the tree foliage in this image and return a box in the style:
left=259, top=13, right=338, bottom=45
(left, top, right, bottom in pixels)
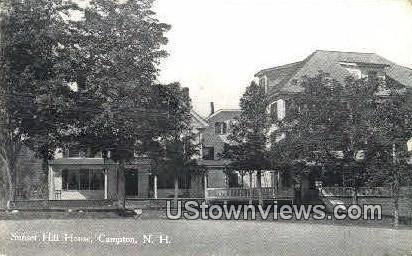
left=224, top=81, right=270, bottom=172
left=0, top=0, right=188, bottom=201
left=59, top=0, right=172, bottom=161
left=0, top=0, right=173, bottom=160
left=0, top=0, right=80, bottom=200
left=272, top=71, right=412, bottom=189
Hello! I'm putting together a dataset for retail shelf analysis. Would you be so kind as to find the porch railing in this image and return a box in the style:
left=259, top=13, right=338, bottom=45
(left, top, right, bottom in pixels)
left=320, top=187, right=397, bottom=197
left=7, top=199, right=118, bottom=211
left=205, top=187, right=294, bottom=200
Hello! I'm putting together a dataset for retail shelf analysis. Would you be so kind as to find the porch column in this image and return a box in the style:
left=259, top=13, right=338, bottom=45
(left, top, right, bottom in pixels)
left=154, top=175, right=158, bottom=199
left=48, top=165, right=54, bottom=200
left=203, top=171, right=208, bottom=201
left=104, top=169, right=108, bottom=199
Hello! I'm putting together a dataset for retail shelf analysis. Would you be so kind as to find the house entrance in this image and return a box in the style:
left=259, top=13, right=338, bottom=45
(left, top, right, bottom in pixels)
left=125, top=169, right=139, bottom=197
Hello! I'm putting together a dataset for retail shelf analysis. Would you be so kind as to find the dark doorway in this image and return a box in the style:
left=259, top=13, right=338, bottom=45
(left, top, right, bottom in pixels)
left=125, top=169, right=139, bottom=197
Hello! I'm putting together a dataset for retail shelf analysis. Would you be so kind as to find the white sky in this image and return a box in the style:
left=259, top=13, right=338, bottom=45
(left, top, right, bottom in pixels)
left=153, top=0, right=412, bottom=116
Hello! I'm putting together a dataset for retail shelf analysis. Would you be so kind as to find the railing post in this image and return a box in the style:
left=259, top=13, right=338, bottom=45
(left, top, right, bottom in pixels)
left=204, top=171, right=208, bottom=203
left=104, top=169, right=108, bottom=200
left=154, top=175, right=158, bottom=199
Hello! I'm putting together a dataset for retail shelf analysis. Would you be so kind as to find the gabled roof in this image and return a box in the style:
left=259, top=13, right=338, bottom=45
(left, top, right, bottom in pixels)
left=207, top=109, right=241, bottom=121
left=190, top=109, right=208, bottom=129
left=256, top=50, right=412, bottom=94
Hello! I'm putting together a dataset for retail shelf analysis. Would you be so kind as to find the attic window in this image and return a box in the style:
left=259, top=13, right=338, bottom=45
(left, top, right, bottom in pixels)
left=291, top=79, right=298, bottom=85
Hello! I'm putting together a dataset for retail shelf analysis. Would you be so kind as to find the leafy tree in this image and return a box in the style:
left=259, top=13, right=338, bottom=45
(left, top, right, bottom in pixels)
left=272, top=72, right=375, bottom=191
left=63, top=0, right=171, bottom=161
left=224, top=81, right=271, bottom=204
left=0, top=0, right=77, bottom=201
left=363, top=77, right=412, bottom=227
left=273, top=72, right=411, bottom=225
left=149, top=83, right=199, bottom=202
left=0, top=0, right=173, bottom=203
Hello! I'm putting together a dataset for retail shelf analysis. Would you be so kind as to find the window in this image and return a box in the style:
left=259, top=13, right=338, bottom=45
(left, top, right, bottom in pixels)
left=63, top=148, right=87, bottom=158
left=259, top=76, right=267, bottom=87
left=215, top=122, right=227, bottom=134
left=278, top=99, right=286, bottom=120
left=269, top=102, right=278, bottom=120
left=368, top=71, right=378, bottom=80
left=407, top=138, right=412, bottom=153
left=157, top=172, right=174, bottom=189
left=62, top=169, right=104, bottom=190
left=203, top=147, right=215, bottom=160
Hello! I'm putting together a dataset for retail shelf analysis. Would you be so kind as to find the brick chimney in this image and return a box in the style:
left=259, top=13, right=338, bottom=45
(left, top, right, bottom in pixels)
left=210, top=102, right=215, bottom=116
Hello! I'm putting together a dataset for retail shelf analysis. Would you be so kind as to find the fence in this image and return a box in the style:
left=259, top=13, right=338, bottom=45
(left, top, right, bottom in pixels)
left=205, top=187, right=294, bottom=201
left=320, top=186, right=412, bottom=218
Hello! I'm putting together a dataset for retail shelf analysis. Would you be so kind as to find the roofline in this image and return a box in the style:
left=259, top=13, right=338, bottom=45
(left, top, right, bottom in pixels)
left=315, top=49, right=377, bottom=55
left=255, top=49, right=387, bottom=77
left=190, top=109, right=208, bottom=127
left=207, top=109, right=241, bottom=120
left=339, top=61, right=390, bottom=67
left=254, top=61, right=304, bottom=77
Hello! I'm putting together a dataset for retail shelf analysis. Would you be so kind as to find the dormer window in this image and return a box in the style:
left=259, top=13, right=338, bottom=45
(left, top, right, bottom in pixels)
left=215, top=122, right=227, bottom=135
left=339, top=62, right=362, bottom=79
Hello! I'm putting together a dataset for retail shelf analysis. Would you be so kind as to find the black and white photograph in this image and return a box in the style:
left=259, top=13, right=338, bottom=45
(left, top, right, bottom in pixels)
left=0, top=0, right=411, bottom=255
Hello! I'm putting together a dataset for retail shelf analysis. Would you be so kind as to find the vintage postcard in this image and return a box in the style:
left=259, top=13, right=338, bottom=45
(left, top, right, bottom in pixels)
left=0, top=0, right=411, bottom=255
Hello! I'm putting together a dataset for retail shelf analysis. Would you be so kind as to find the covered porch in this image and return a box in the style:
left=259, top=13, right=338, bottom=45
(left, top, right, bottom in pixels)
left=201, top=161, right=295, bottom=202
left=48, top=158, right=119, bottom=201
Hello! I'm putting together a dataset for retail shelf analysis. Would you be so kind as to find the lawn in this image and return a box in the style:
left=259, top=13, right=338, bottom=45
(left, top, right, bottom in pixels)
left=0, top=218, right=411, bottom=256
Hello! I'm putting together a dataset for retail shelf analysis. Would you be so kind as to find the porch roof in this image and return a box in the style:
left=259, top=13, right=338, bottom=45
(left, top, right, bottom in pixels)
left=197, top=159, right=232, bottom=168
left=49, top=158, right=117, bottom=166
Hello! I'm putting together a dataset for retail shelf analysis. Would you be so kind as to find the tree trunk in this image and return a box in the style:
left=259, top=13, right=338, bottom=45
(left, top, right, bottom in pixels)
left=117, top=161, right=126, bottom=210
left=393, top=195, right=399, bottom=228
left=173, top=175, right=179, bottom=206
left=257, top=170, right=263, bottom=205
left=41, top=158, right=49, bottom=199
left=2, top=152, right=18, bottom=204
left=392, top=143, right=400, bottom=228
left=5, top=164, right=15, bottom=203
